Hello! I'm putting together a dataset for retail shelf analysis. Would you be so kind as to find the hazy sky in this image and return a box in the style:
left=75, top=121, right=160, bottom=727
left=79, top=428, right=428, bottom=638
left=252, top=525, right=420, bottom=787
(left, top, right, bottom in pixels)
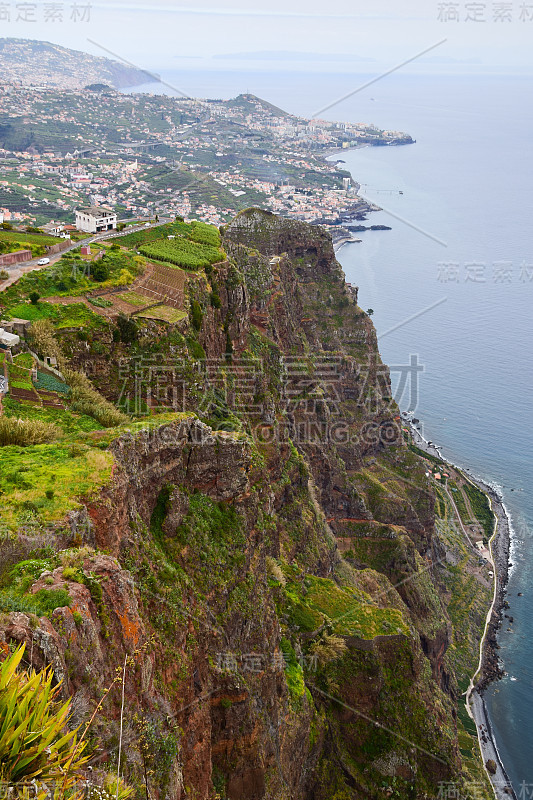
left=3, top=0, right=533, bottom=72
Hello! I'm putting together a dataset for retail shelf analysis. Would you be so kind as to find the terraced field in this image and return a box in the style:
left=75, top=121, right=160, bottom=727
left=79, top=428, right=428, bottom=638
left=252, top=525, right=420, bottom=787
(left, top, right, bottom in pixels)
left=136, top=263, right=187, bottom=309
left=135, top=305, right=187, bottom=324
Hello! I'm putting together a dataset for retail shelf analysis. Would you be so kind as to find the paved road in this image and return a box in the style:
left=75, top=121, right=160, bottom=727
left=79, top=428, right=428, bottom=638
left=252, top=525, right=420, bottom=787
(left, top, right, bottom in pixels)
left=470, top=691, right=515, bottom=800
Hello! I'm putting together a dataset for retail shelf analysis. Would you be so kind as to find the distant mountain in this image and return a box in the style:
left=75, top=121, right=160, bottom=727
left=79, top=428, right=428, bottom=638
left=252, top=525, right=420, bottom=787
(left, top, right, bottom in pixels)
left=0, top=38, right=151, bottom=89
left=225, top=93, right=290, bottom=118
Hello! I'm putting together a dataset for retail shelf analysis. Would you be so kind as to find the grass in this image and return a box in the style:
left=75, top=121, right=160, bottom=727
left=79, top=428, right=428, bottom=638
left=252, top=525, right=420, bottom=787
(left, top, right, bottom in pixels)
left=0, top=587, right=71, bottom=617
left=6, top=301, right=104, bottom=329
left=7, top=362, right=33, bottom=390
left=117, top=290, right=153, bottom=307
left=280, top=567, right=409, bottom=639
left=463, top=480, right=495, bottom=540
left=0, top=230, right=58, bottom=246
left=8, top=302, right=56, bottom=321
left=12, top=353, right=34, bottom=369
left=0, top=416, right=60, bottom=446
left=0, top=442, right=114, bottom=531
left=2, top=396, right=104, bottom=435
left=136, top=306, right=187, bottom=324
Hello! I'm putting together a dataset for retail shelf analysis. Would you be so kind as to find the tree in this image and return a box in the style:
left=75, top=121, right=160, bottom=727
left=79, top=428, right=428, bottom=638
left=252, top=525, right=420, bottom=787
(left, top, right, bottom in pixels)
left=366, top=308, right=374, bottom=316
left=29, top=291, right=40, bottom=305
left=116, top=313, right=138, bottom=343
left=190, top=299, right=203, bottom=331
left=91, top=260, right=110, bottom=282
left=1, top=222, right=13, bottom=230
left=28, top=318, right=63, bottom=367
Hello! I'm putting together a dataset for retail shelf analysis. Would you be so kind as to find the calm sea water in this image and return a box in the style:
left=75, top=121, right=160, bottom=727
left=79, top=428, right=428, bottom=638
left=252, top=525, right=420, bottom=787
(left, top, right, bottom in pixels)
left=132, top=70, right=533, bottom=789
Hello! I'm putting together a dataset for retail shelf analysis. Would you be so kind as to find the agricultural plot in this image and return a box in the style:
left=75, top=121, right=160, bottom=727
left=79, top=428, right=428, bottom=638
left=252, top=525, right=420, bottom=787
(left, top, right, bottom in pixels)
left=33, top=371, right=70, bottom=395
left=117, top=220, right=192, bottom=248
left=7, top=362, right=33, bottom=390
left=117, top=290, right=153, bottom=307
left=136, top=305, right=187, bottom=324
left=139, top=237, right=223, bottom=270
left=120, top=219, right=224, bottom=271
left=136, top=263, right=187, bottom=309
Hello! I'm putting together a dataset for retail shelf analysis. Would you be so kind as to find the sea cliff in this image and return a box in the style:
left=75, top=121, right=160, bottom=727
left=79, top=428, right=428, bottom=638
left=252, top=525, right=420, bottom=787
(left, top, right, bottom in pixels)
left=0, top=210, right=495, bottom=799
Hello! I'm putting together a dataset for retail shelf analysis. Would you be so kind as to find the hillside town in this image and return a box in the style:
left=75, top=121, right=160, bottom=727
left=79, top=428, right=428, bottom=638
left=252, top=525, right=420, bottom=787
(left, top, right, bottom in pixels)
left=0, top=83, right=412, bottom=230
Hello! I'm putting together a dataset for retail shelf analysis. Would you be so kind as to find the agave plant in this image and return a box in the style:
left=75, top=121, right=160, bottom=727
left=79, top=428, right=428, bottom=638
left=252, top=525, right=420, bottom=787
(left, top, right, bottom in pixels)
left=0, top=644, right=89, bottom=798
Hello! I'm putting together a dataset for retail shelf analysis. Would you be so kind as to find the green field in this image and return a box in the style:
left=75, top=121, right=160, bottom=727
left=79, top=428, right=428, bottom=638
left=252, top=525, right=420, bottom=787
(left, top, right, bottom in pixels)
left=0, top=230, right=58, bottom=246
left=116, top=220, right=192, bottom=248
left=6, top=301, right=105, bottom=329
left=140, top=238, right=223, bottom=270
left=0, top=441, right=113, bottom=531
left=136, top=305, right=187, bottom=324
left=118, top=290, right=153, bottom=307
left=119, top=219, right=224, bottom=270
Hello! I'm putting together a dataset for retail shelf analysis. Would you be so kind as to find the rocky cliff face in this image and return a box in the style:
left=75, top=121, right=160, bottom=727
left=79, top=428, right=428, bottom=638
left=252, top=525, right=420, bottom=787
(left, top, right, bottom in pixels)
left=0, top=210, right=491, bottom=799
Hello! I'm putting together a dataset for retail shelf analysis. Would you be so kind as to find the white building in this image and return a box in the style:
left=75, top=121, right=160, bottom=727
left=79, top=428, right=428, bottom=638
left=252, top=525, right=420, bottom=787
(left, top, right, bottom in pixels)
left=41, top=222, right=64, bottom=237
left=0, top=328, right=20, bottom=348
left=75, top=206, right=117, bottom=234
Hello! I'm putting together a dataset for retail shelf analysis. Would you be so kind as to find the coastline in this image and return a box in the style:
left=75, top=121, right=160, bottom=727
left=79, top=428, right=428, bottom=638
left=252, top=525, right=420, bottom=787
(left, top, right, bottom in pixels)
left=407, top=420, right=514, bottom=799
left=322, top=144, right=382, bottom=252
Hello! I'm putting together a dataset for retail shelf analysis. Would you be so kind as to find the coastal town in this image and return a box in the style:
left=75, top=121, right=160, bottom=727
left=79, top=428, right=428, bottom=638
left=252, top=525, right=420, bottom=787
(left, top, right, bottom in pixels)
left=0, top=82, right=412, bottom=233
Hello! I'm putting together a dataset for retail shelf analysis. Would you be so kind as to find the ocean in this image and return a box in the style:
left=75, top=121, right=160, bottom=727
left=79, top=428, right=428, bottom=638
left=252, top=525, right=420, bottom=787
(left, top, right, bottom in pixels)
left=129, top=69, right=533, bottom=790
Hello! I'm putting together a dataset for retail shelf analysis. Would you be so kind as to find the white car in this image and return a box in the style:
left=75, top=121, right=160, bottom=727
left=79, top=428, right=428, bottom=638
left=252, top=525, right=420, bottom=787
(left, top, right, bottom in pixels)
left=37, top=257, right=50, bottom=266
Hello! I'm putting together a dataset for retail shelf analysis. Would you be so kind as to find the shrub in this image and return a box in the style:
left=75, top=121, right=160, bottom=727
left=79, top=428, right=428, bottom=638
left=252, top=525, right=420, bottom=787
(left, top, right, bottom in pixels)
left=91, top=260, right=110, bottom=282
left=27, top=317, right=63, bottom=366
left=190, top=299, right=203, bottom=331
left=0, top=644, right=89, bottom=792
left=0, top=270, right=8, bottom=280
left=32, top=587, right=71, bottom=614
left=61, top=565, right=77, bottom=578
left=309, top=634, right=348, bottom=666
left=0, top=416, right=60, bottom=446
left=64, top=369, right=128, bottom=428
left=116, top=313, right=138, bottom=343
left=29, top=291, right=40, bottom=305
left=266, top=556, right=286, bottom=587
